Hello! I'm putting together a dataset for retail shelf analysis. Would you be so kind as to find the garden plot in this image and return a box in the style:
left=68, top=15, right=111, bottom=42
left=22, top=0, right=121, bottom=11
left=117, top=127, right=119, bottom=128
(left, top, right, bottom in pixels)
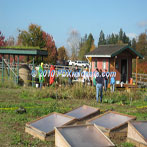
left=65, top=105, right=100, bottom=121
left=87, top=111, right=136, bottom=143
left=25, top=112, right=76, bottom=141
left=55, top=124, right=115, bottom=147
left=127, top=121, right=147, bottom=147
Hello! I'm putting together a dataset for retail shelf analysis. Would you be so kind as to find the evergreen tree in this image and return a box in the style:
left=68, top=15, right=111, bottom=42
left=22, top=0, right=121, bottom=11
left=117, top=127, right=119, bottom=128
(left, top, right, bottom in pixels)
left=131, top=38, right=136, bottom=49
left=86, top=33, right=94, bottom=52
left=98, top=30, right=106, bottom=46
left=119, top=28, right=123, bottom=41
left=122, top=32, right=130, bottom=44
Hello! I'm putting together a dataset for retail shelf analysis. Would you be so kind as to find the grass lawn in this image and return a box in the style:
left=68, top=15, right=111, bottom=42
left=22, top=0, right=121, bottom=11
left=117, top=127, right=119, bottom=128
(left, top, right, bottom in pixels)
left=0, top=84, right=147, bottom=147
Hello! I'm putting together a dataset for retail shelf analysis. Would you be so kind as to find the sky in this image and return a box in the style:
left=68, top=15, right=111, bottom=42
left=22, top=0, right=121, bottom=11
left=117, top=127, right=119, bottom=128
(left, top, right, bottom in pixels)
left=0, top=0, right=147, bottom=48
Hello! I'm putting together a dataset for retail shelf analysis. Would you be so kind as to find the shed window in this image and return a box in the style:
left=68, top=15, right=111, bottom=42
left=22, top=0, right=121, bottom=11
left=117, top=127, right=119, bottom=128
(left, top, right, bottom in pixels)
left=103, top=60, right=106, bottom=69
left=115, top=60, right=119, bottom=69
left=94, top=61, right=97, bottom=69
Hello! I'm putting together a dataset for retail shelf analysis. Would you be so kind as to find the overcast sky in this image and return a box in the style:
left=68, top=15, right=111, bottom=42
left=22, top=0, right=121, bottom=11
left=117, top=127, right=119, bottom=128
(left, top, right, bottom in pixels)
left=0, top=0, right=147, bottom=48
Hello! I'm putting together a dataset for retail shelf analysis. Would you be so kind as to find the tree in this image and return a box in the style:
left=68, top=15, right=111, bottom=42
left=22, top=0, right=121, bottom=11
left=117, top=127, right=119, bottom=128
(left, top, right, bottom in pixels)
left=5, top=36, right=15, bottom=46
left=131, top=38, right=137, bottom=49
left=102, top=29, right=130, bottom=45
left=119, top=28, right=123, bottom=41
left=87, top=33, right=94, bottom=52
left=67, top=29, right=81, bottom=60
left=18, top=24, right=45, bottom=48
left=78, top=33, right=95, bottom=60
left=57, top=46, right=68, bottom=64
left=90, top=43, right=95, bottom=51
left=43, top=31, right=57, bottom=64
left=98, top=30, right=106, bottom=46
left=0, top=31, right=5, bottom=47
left=136, top=33, right=147, bottom=60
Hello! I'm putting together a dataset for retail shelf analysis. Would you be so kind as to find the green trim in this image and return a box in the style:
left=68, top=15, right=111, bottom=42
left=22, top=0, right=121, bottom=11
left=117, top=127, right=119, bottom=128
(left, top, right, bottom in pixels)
left=111, top=45, right=143, bottom=59
left=0, top=46, right=41, bottom=49
left=0, top=49, right=48, bottom=56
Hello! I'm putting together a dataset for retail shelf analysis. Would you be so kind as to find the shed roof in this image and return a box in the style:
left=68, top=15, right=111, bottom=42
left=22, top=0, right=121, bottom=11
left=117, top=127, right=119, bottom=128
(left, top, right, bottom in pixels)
left=85, top=45, right=143, bottom=59
left=0, top=48, right=48, bottom=56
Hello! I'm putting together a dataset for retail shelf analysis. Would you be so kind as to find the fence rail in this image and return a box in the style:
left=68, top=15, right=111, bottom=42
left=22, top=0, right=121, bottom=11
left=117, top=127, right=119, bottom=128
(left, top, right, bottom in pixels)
left=1, top=60, right=147, bottom=86
left=132, top=72, right=147, bottom=86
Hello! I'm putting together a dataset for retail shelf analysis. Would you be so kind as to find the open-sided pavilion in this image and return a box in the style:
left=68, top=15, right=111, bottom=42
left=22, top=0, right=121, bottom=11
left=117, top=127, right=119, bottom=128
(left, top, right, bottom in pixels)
left=0, top=48, right=48, bottom=85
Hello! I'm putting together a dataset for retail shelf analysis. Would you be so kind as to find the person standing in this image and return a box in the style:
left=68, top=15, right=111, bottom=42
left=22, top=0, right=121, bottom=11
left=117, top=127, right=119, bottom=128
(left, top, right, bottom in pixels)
left=49, top=65, right=55, bottom=85
left=110, top=73, right=115, bottom=92
left=104, top=69, right=108, bottom=92
left=96, top=69, right=104, bottom=103
left=68, top=69, right=73, bottom=85
left=38, top=62, right=44, bottom=89
left=93, top=68, right=99, bottom=86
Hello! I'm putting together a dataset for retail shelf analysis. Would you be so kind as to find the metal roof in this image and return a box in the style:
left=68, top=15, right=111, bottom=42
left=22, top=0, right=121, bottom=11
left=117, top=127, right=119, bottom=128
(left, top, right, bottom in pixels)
left=85, top=45, right=143, bottom=59
left=0, top=48, right=48, bottom=56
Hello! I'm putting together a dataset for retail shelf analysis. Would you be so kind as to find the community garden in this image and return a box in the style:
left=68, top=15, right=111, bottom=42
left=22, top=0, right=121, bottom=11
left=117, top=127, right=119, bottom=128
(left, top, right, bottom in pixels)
left=0, top=78, right=147, bottom=147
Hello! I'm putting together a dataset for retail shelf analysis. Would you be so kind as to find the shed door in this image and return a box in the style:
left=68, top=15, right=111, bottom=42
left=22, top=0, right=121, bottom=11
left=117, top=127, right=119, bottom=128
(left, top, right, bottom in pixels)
left=121, top=59, right=127, bottom=83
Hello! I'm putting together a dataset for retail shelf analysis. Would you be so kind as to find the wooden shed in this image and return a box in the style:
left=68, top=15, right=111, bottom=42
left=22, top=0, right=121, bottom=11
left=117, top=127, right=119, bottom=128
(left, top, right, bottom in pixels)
left=65, top=105, right=100, bottom=123
left=85, top=45, right=143, bottom=86
left=127, top=121, right=147, bottom=147
left=25, top=112, right=76, bottom=141
left=55, top=124, right=115, bottom=147
left=87, top=111, right=136, bottom=143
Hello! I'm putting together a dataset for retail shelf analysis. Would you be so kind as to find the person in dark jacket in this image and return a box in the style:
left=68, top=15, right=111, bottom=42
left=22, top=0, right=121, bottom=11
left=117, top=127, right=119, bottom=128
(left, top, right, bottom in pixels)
left=96, top=69, right=104, bottom=103
left=104, top=69, right=108, bottom=92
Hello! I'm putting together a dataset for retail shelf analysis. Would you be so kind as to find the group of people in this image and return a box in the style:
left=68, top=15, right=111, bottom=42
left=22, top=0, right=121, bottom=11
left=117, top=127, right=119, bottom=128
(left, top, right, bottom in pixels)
left=38, top=63, right=55, bottom=89
left=68, top=66, right=90, bottom=86
left=94, top=68, right=115, bottom=103
left=38, top=63, right=115, bottom=103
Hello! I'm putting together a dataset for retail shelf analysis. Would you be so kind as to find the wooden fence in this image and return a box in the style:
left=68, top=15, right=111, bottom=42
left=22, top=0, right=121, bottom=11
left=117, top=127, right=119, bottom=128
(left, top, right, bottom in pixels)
left=1, top=61, right=147, bottom=86
left=132, top=73, right=147, bottom=86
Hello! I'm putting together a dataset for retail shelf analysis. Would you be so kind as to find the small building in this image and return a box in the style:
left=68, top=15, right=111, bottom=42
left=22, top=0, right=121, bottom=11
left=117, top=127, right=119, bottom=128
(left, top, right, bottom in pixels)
left=85, top=45, right=143, bottom=84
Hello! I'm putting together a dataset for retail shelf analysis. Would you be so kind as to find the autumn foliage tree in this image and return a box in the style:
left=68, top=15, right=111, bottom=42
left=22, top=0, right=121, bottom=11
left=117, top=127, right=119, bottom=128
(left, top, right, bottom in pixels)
left=17, top=24, right=57, bottom=64
left=136, top=33, right=147, bottom=59
left=18, top=24, right=45, bottom=48
left=0, top=31, right=5, bottom=47
left=42, top=31, right=57, bottom=64
left=57, top=46, right=68, bottom=64
left=131, top=32, right=147, bottom=73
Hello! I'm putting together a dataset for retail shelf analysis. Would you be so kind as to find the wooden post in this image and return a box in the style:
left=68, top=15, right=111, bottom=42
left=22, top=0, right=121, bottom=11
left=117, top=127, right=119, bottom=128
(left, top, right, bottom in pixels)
left=13, top=55, right=15, bottom=83
left=27, top=56, right=29, bottom=62
left=127, top=58, right=128, bottom=84
left=17, top=55, right=19, bottom=84
left=32, top=57, right=35, bottom=87
left=114, top=57, right=116, bottom=71
left=2, top=55, right=4, bottom=83
left=136, top=56, right=138, bottom=85
left=8, top=55, right=10, bottom=79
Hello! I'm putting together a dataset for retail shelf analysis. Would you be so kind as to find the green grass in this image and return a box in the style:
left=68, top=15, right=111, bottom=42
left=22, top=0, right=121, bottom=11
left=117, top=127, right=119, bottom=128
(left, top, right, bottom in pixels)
left=0, top=82, right=147, bottom=146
